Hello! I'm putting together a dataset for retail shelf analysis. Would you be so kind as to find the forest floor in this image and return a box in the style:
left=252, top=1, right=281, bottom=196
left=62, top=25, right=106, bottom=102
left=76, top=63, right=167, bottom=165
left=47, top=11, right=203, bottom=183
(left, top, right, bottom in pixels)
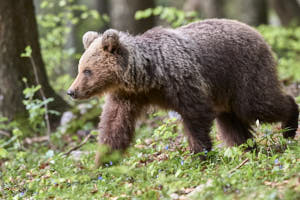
left=1, top=115, right=300, bottom=200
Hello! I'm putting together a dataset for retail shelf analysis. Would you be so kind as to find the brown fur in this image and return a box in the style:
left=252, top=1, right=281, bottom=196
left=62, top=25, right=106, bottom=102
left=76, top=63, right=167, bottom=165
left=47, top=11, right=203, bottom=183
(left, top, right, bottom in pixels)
left=68, top=19, right=299, bottom=164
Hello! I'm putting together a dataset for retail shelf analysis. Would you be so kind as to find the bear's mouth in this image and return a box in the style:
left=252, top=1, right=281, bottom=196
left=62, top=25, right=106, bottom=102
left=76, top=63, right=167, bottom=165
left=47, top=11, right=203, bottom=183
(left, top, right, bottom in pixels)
left=73, top=84, right=116, bottom=100
left=80, top=87, right=104, bottom=99
left=78, top=90, right=95, bottom=100
left=69, top=89, right=94, bottom=100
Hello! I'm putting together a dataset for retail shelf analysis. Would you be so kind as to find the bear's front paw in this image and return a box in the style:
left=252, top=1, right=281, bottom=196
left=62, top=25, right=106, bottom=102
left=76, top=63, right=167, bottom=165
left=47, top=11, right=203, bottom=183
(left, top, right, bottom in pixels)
left=94, top=144, right=123, bottom=168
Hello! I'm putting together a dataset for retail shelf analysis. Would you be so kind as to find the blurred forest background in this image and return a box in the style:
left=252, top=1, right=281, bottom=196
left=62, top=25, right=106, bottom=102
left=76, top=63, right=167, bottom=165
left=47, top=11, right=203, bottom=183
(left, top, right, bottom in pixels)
left=0, top=0, right=300, bottom=199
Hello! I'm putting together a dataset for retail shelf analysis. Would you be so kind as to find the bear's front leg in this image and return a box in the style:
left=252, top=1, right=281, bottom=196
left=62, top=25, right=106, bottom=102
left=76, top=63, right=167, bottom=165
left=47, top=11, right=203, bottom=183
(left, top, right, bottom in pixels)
left=95, top=94, right=143, bottom=167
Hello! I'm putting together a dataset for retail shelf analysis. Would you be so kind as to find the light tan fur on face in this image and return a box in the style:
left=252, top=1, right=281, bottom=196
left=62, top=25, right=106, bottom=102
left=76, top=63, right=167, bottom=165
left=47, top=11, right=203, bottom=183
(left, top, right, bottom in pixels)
left=68, top=34, right=122, bottom=99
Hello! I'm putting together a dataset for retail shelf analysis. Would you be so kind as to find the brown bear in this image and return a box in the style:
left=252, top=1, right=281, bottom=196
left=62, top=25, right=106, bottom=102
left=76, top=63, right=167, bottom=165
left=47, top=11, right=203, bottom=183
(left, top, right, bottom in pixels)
left=67, top=19, right=299, bottom=165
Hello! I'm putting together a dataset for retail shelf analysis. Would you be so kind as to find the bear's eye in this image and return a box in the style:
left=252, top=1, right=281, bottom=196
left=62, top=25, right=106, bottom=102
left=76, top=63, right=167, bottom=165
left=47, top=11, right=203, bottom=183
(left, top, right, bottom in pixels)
left=83, top=69, right=92, bottom=76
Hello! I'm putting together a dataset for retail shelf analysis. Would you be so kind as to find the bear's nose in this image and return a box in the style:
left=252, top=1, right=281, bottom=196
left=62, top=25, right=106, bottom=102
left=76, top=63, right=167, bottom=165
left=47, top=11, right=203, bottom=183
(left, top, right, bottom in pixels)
left=67, top=90, right=76, bottom=98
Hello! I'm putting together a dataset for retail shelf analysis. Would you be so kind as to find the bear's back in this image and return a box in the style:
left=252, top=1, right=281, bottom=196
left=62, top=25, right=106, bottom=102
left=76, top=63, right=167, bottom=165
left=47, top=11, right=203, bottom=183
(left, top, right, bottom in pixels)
left=177, top=19, right=279, bottom=109
left=139, top=19, right=276, bottom=84
left=135, top=19, right=278, bottom=109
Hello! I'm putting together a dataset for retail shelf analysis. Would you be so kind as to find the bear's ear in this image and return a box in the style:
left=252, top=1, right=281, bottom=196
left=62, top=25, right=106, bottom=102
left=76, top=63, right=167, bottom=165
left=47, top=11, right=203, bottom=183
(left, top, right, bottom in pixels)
left=82, top=31, right=99, bottom=49
left=101, top=29, right=120, bottom=53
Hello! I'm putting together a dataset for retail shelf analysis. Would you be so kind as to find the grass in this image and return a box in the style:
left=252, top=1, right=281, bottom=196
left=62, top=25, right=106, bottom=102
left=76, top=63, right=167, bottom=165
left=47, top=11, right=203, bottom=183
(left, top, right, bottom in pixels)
left=1, top=116, right=300, bottom=200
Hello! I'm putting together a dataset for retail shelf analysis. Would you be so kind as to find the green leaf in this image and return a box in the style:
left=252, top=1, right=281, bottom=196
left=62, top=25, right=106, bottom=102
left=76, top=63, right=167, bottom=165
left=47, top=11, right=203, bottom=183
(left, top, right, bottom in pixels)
left=224, top=148, right=233, bottom=158
left=90, top=130, right=99, bottom=136
left=0, top=147, right=8, bottom=158
left=20, top=46, right=32, bottom=58
left=135, top=10, right=145, bottom=20
left=81, top=12, right=88, bottom=19
left=247, top=139, right=254, bottom=148
left=58, top=0, right=66, bottom=7
left=153, top=6, right=163, bottom=15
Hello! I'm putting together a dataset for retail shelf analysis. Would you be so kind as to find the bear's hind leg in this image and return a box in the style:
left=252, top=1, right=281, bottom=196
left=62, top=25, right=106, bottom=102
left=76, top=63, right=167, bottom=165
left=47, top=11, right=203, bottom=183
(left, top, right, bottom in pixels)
left=216, top=112, right=253, bottom=147
left=281, top=95, right=299, bottom=138
left=242, top=94, right=298, bottom=139
left=250, top=94, right=299, bottom=139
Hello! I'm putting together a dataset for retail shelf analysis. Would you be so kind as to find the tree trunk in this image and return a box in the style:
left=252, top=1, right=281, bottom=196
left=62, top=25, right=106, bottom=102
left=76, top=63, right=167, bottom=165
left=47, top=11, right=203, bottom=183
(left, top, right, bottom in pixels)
left=65, top=0, right=81, bottom=78
left=109, top=0, right=156, bottom=34
left=271, top=0, right=300, bottom=26
left=184, top=0, right=226, bottom=18
left=0, top=0, right=69, bottom=123
left=184, top=0, right=268, bottom=26
left=227, top=0, right=268, bottom=26
left=96, top=0, right=110, bottom=32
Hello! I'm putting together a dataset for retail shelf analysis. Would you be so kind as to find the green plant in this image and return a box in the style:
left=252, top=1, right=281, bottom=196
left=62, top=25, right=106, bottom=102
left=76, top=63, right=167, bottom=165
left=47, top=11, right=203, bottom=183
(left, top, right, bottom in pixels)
left=135, top=6, right=199, bottom=28
left=258, top=25, right=300, bottom=82
left=1, top=115, right=299, bottom=199
left=22, top=78, right=58, bottom=133
left=21, top=46, right=59, bottom=136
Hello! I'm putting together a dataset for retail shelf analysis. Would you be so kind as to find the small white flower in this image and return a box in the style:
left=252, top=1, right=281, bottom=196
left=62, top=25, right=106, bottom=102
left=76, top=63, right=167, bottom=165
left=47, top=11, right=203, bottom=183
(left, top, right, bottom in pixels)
left=256, top=119, right=260, bottom=127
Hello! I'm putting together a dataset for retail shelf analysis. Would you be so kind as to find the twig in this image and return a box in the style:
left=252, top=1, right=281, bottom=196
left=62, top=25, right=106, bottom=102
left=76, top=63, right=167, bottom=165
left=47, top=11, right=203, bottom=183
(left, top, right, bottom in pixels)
left=24, top=136, right=49, bottom=145
left=228, top=158, right=249, bottom=174
left=64, top=134, right=92, bottom=156
left=0, top=130, right=10, bottom=137
left=29, top=56, right=51, bottom=141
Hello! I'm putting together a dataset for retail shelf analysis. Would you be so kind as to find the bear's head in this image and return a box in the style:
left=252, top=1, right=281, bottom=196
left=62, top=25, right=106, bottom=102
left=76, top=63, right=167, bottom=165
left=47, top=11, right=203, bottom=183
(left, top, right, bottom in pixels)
left=67, top=29, right=128, bottom=99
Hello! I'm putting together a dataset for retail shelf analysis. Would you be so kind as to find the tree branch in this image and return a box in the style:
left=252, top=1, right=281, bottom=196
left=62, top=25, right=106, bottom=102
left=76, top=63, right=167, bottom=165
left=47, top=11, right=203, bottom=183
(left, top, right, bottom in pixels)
left=229, top=158, right=250, bottom=174
left=0, top=130, right=10, bottom=137
left=64, top=134, right=92, bottom=156
left=29, top=56, right=51, bottom=141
